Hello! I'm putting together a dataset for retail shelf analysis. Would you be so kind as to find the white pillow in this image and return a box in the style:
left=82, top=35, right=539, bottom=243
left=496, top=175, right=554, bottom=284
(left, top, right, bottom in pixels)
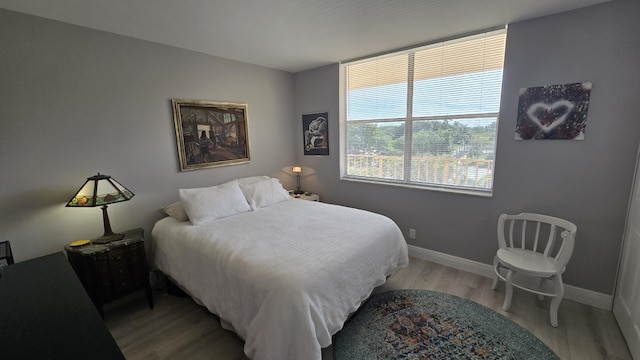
left=179, top=180, right=251, bottom=225
left=161, top=201, right=189, bottom=222
left=239, top=178, right=291, bottom=210
left=236, top=175, right=270, bottom=186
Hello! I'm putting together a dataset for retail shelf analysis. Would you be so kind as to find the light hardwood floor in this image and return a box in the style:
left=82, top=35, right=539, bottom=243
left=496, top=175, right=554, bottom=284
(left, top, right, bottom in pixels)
left=105, top=257, right=632, bottom=360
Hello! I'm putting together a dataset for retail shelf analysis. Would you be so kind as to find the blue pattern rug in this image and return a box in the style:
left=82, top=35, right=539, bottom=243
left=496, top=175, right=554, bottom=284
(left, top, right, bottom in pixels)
left=334, top=289, right=558, bottom=359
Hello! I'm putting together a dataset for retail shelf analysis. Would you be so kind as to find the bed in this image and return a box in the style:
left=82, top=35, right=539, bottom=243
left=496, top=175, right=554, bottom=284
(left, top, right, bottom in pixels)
left=152, top=176, right=409, bottom=360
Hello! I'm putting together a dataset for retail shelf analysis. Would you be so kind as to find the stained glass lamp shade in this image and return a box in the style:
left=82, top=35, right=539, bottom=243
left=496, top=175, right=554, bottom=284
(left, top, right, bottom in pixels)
left=66, top=173, right=134, bottom=243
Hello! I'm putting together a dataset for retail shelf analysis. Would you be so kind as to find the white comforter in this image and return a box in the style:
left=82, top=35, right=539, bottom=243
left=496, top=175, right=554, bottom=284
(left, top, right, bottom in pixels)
left=152, top=199, right=408, bottom=360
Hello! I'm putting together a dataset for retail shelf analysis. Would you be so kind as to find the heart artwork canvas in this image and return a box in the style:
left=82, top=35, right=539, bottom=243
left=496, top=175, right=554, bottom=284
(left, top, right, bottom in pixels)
left=515, top=82, right=591, bottom=140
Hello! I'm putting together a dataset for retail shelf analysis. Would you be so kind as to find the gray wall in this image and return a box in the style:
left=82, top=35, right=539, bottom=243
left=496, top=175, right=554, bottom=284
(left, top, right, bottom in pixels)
left=0, top=9, right=297, bottom=262
left=294, top=0, right=640, bottom=294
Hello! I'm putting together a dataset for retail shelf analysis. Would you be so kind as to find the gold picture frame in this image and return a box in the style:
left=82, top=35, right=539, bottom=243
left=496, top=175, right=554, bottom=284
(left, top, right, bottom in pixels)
left=171, top=99, right=251, bottom=171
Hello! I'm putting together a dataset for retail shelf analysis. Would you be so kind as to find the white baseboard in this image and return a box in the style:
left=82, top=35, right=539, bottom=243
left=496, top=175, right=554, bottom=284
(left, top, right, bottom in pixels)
left=407, top=245, right=613, bottom=311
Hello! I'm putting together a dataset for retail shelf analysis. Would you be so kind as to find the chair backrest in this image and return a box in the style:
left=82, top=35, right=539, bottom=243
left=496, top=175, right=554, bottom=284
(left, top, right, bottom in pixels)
left=497, top=213, right=577, bottom=270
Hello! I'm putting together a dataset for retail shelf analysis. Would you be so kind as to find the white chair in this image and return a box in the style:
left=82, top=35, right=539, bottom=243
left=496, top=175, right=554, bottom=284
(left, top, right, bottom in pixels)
left=491, top=212, right=577, bottom=327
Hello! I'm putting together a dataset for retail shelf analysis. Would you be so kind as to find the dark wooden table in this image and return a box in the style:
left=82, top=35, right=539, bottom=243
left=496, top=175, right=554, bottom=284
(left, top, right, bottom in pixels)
left=0, top=251, right=125, bottom=359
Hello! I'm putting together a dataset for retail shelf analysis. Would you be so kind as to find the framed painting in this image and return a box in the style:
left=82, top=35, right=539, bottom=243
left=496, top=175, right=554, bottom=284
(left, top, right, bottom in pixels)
left=302, top=112, right=329, bottom=156
left=515, top=82, right=592, bottom=140
left=171, top=99, right=251, bottom=171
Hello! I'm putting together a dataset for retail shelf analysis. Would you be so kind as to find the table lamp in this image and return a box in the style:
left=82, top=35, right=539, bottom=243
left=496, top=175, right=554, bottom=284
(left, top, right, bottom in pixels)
left=66, top=173, right=134, bottom=244
left=292, top=166, right=304, bottom=195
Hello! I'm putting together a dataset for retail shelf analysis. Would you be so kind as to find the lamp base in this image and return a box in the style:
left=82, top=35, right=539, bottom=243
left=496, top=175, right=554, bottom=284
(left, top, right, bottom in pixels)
left=93, top=233, right=125, bottom=244
left=293, top=190, right=305, bottom=195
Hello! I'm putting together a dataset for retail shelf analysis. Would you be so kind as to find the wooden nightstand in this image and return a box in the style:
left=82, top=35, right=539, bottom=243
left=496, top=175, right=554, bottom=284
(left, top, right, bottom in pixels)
left=65, top=228, right=153, bottom=317
left=292, top=193, right=320, bottom=201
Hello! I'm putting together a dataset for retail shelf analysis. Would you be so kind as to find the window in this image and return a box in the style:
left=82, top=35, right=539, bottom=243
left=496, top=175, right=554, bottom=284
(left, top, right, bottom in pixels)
left=341, top=29, right=506, bottom=195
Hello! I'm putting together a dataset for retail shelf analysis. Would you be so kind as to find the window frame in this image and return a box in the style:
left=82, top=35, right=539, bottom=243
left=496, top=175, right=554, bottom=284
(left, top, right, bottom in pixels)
left=339, top=28, right=505, bottom=197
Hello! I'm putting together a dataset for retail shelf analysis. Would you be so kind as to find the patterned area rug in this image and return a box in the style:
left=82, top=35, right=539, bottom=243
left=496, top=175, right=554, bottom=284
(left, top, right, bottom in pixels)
left=334, top=289, right=558, bottom=360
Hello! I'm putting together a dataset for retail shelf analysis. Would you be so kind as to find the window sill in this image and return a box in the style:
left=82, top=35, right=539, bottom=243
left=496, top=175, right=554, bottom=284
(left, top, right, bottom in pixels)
left=340, top=176, right=493, bottom=198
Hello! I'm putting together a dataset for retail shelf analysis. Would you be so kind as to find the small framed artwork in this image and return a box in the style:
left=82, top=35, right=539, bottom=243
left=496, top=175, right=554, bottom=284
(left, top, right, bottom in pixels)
left=515, top=82, right=592, bottom=140
left=171, top=99, right=251, bottom=171
left=302, top=112, right=329, bottom=156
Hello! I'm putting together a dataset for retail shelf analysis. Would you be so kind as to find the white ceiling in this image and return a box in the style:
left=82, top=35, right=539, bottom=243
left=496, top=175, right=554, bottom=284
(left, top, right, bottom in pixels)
left=0, top=0, right=609, bottom=73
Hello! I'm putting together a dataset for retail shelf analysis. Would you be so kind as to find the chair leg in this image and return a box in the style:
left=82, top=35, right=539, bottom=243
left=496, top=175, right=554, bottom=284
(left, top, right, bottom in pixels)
left=549, top=275, right=564, bottom=327
left=537, top=278, right=545, bottom=301
left=491, top=257, right=499, bottom=290
left=502, top=269, right=514, bottom=311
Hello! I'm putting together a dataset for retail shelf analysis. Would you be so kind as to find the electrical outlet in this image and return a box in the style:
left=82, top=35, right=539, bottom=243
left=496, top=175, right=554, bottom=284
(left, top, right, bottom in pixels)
left=409, top=228, right=416, bottom=239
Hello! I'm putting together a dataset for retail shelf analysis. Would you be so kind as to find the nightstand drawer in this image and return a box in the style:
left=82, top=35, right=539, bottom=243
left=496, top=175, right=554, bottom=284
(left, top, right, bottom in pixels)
left=108, top=247, right=130, bottom=265
left=110, top=264, right=130, bottom=277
